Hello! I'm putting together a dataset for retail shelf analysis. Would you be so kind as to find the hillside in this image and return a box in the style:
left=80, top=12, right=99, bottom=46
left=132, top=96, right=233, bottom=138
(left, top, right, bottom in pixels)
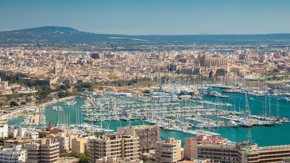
left=1, top=26, right=290, bottom=45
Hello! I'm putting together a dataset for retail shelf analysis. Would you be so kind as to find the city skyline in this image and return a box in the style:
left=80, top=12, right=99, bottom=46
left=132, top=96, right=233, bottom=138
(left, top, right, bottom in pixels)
left=0, top=0, right=290, bottom=35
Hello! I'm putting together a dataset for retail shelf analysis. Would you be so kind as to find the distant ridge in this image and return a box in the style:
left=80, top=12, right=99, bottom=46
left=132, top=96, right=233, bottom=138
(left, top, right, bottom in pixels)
left=12, top=26, right=78, bottom=33
left=1, top=26, right=290, bottom=44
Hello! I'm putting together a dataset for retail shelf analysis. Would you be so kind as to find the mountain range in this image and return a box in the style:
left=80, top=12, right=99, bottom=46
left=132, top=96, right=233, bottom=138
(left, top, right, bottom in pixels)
left=1, top=26, right=290, bottom=44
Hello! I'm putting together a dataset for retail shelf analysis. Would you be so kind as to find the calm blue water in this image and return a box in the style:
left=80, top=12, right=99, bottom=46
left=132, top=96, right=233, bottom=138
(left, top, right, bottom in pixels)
left=8, top=88, right=290, bottom=147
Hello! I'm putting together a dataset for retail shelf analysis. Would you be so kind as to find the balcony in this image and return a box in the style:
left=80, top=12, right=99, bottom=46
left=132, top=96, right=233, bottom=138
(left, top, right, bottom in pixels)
left=124, top=148, right=138, bottom=151
left=41, top=156, right=58, bottom=162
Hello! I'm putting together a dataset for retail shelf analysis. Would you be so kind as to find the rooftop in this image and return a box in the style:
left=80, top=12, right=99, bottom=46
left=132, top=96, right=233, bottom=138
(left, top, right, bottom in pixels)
left=185, top=135, right=227, bottom=143
left=124, top=125, right=159, bottom=130
left=91, top=134, right=138, bottom=141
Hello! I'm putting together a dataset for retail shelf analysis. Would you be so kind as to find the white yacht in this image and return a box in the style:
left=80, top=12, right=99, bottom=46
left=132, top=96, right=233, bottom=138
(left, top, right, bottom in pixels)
left=226, top=121, right=239, bottom=128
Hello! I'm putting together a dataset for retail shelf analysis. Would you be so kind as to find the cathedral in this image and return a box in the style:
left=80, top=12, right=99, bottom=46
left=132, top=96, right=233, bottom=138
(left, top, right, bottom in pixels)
left=194, top=54, right=229, bottom=75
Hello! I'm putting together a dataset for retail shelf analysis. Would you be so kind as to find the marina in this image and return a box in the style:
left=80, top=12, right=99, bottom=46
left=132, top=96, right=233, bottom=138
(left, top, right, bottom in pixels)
left=8, top=86, right=290, bottom=147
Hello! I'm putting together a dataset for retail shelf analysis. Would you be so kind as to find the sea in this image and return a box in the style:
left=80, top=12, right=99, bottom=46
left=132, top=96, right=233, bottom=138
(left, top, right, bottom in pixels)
left=8, top=88, right=290, bottom=147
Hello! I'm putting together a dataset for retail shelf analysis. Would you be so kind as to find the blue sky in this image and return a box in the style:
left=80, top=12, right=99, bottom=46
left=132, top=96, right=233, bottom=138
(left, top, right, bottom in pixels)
left=0, top=0, right=289, bottom=35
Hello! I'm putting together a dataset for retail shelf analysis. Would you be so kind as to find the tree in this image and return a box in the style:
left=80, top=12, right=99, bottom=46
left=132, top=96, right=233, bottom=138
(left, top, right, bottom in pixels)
left=58, top=91, right=67, bottom=98
left=26, top=98, right=33, bottom=103
left=21, top=101, right=26, bottom=105
left=77, top=80, right=83, bottom=84
left=209, top=70, right=213, bottom=79
left=67, top=91, right=74, bottom=96
left=78, top=156, right=89, bottom=163
left=10, top=101, right=19, bottom=107
left=84, top=149, right=90, bottom=157
left=60, top=85, right=68, bottom=90
left=7, top=134, right=12, bottom=139
left=39, top=132, right=47, bottom=138
left=37, top=85, right=53, bottom=100
left=60, top=149, right=68, bottom=159
left=215, top=69, right=227, bottom=78
left=26, top=80, right=38, bottom=87
left=142, top=156, right=148, bottom=161
left=94, top=131, right=105, bottom=137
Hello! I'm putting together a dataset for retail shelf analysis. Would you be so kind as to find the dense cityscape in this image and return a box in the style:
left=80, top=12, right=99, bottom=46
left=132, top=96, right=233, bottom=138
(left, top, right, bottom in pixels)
left=0, top=37, right=289, bottom=163
left=1, top=0, right=290, bottom=163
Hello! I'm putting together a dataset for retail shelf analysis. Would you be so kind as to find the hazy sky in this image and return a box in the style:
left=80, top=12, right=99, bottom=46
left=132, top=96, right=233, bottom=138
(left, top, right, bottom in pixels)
left=0, top=0, right=290, bottom=35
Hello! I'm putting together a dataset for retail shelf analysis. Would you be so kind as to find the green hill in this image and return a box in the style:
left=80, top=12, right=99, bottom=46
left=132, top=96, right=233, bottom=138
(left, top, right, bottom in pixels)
left=1, top=26, right=290, bottom=44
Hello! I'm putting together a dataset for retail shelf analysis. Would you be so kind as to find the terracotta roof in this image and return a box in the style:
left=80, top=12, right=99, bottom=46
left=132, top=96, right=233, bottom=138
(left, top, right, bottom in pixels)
left=4, top=139, right=15, bottom=143
left=18, top=138, right=33, bottom=143
left=47, top=123, right=54, bottom=127
left=185, top=136, right=227, bottom=143
left=38, top=129, right=63, bottom=134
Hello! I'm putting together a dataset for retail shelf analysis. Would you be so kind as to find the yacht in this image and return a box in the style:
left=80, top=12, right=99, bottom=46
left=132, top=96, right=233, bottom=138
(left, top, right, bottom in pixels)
left=57, top=106, right=63, bottom=111
left=226, top=121, right=239, bottom=128
left=279, top=97, right=289, bottom=102
left=52, top=106, right=57, bottom=111
left=192, top=96, right=202, bottom=100
left=239, top=121, right=253, bottom=128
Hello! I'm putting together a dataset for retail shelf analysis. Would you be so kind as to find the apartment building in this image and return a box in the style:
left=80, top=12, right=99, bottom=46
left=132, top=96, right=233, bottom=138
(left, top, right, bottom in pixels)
left=4, top=137, right=33, bottom=148
left=88, top=134, right=139, bottom=163
left=155, top=137, right=182, bottom=163
left=117, top=125, right=160, bottom=153
left=0, top=119, right=8, bottom=138
left=184, top=135, right=229, bottom=160
left=9, top=127, right=38, bottom=139
left=0, top=145, right=27, bottom=163
left=239, top=143, right=290, bottom=163
left=24, top=138, right=59, bottom=163
left=184, top=136, right=290, bottom=163
left=72, top=137, right=88, bottom=156
left=47, top=131, right=77, bottom=151
left=195, top=142, right=241, bottom=163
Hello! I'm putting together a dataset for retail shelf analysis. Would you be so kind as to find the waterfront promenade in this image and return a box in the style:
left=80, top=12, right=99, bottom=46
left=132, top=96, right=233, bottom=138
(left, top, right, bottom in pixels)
left=0, top=96, right=76, bottom=123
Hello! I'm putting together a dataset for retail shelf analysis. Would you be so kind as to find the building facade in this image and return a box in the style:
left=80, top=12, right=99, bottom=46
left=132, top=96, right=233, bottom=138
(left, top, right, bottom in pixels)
left=88, top=135, right=139, bottom=163
left=155, top=137, right=182, bottom=163
left=0, top=145, right=27, bottom=163
left=72, top=137, right=88, bottom=156
left=239, top=144, right=290, bottom=163
left=24, top=138, right=59, bottom=163
left=0, top=119, right=8, bottom=138
left=46, top=131, right=77, bottom=151
left=117, top=125, right=160, bottom=153
left=184, top=135, right=290, bottom=163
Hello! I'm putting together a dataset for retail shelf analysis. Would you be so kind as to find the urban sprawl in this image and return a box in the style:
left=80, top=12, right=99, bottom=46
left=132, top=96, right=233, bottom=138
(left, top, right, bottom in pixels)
left=0, top=45, right=290, bottom=163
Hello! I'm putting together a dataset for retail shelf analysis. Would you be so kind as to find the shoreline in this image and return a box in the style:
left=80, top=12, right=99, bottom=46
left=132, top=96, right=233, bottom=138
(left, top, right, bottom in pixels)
left=39, top=96, right=76, bottom=107
left=3, top=96, right=77, bottom=123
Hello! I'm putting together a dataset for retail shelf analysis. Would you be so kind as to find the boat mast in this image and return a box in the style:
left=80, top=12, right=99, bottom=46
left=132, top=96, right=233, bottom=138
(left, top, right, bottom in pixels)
left=269, top=96, right=271, bottom=117
left=264, top=96, right=267, bottom=117
left=101, top=105, right=103, bottom=130
left=277, top=96, right=279, bottom=118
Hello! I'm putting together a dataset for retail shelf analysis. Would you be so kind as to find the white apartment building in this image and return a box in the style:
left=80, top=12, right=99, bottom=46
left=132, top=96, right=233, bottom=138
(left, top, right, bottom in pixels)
left=9, top=127, right=38, bottom=139
left=0, top=145, right=27, bottom=163
left=0, top=120, right=8, bottom=138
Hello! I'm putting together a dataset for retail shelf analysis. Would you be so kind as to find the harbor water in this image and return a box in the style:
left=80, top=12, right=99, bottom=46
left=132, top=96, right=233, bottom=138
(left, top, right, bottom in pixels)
left=9, top=88, right=290, bottom=147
